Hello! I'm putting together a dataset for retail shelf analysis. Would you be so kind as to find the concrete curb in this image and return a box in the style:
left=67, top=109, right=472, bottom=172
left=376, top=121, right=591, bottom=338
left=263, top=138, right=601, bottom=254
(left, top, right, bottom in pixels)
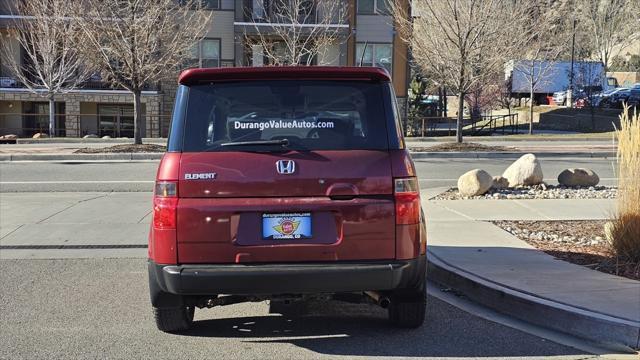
left=0, top=151, right=616, bottom=162
left=427, top=250, right=640, bottom=350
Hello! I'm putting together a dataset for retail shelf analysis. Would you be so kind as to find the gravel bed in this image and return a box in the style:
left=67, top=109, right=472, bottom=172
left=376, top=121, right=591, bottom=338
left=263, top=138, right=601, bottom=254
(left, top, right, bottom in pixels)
left=74, top=144, right=167, bottom=153
left=433, top=184, right=617, bottom=200
left=493, top=220, right=639, bottom=281
left=410, top=142, right=515, bottom=152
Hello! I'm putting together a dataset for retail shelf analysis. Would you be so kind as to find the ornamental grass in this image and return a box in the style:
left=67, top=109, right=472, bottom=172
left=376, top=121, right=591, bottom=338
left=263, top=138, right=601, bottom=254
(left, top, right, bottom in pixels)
left=608, top=106, right=640, bottom=262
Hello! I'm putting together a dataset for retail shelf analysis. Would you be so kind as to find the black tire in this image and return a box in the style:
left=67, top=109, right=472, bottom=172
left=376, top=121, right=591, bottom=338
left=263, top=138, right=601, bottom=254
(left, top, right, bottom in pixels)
left=388, top=271, right=427, bottom=328
left=388, top=298, right=426, bottom=328
left=153, top=305, right=194, bottom=333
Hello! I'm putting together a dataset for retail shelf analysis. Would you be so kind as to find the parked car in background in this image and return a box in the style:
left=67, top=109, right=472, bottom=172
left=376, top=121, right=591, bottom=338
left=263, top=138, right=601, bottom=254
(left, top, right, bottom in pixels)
left=625, top=90, right=640, bottom=109
left=574, top=97, right=587, bottom=108
left=554, top=85, right=604, bottom=107
left=593, top=87, right=629, bottom=107
left=552, top=90, right=567, bottom=105
left=605, top=89, right=640, bottom=108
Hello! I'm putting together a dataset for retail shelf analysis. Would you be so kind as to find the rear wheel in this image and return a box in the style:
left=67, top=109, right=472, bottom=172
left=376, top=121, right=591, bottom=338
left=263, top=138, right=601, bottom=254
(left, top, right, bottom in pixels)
left=388, top=288, right=426, bottom=328
left=388, top=263, right=427, bottom=328
left=153, top=305, right=194, bottom=333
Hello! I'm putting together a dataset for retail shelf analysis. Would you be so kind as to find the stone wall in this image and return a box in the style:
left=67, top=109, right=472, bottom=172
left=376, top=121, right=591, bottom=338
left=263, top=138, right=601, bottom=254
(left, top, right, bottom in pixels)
left=0, top=90, right=162, bottom=137
left=538, top=108, right=623, bottom=132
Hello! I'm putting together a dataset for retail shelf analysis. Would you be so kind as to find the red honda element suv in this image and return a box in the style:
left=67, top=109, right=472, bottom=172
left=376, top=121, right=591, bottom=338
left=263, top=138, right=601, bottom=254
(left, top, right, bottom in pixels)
left=148, top=67, right=427, bottom=332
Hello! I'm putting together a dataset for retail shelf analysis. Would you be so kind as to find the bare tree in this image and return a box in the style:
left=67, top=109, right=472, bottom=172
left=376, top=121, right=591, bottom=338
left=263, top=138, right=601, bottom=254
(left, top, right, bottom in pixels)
left=495, top=77, right=518, bottom=133
left=512, top=1, right=568, bottom=134
left=243, top=0, right=349, bottom=66
left=1, top=0, right=92, bottom=137
left=391, top=0, right=529, bottom=143
left=76, top=0, right=211, bottom=144
left=578, top=0, right=640, bottom=73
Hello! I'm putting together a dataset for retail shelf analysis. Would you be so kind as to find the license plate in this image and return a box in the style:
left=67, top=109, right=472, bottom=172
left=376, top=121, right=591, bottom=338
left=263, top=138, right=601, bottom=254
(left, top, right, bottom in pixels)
left=262, top=212, right=312, bottom=240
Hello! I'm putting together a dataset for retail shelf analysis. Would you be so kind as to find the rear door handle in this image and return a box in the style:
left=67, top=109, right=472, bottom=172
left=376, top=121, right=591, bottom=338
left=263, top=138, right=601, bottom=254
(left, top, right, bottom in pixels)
left=329, top=195, right=356, bottom=201
left=325, top=183, right=359, bottom=199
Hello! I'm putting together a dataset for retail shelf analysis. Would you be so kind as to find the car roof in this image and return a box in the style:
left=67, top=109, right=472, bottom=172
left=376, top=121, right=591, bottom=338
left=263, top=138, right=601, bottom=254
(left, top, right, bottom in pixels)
left=178, top=66, right=392, bottom=85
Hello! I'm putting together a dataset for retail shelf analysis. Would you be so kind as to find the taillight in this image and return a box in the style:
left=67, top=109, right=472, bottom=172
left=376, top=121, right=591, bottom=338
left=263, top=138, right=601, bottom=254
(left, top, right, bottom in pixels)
left=153, top=181, right=178, bottom=229
left=394, top=177, right=420, bottom=225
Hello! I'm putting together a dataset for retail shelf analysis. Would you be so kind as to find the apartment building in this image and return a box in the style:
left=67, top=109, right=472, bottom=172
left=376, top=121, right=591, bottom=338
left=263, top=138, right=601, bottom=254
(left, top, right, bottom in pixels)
left=0, top=0, right=409, bottom=138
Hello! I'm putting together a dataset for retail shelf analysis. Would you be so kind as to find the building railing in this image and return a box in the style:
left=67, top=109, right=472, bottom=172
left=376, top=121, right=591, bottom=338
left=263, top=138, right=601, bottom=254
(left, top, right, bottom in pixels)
left=412, top=114, right=521, bottom=137
left=0, top=76, right=159, bottom=92
left=240, top=0, right=346, bottom=25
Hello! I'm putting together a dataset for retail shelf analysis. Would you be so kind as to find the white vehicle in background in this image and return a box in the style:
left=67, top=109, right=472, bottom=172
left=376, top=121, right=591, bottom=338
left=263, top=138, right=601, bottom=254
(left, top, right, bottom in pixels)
left=506, top=60, right=618, bottom=105
left=552, top=91, right=567, bottom=105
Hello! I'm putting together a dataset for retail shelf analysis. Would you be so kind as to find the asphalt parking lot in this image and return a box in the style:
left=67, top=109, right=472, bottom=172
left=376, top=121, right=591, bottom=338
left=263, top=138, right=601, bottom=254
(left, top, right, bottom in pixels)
left=0, top=258, right=593, bottom=359
left=0, top=157, right=623, bottom=359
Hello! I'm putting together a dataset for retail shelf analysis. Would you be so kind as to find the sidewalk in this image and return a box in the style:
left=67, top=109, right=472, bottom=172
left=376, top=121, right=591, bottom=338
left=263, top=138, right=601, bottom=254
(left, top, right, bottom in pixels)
left=0, top=138, right=617, bottom=161
left=423, top=195, right=640, bottom=350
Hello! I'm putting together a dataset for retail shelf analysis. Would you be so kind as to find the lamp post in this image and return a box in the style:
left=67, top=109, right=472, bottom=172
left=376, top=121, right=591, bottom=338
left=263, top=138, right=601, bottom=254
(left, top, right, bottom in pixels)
left=568, top=15, right=577, bottom=108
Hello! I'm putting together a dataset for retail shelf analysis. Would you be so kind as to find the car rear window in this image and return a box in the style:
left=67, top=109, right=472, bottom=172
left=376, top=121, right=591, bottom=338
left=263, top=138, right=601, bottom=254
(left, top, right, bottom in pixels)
left=181, top=80, right=389, bottom=152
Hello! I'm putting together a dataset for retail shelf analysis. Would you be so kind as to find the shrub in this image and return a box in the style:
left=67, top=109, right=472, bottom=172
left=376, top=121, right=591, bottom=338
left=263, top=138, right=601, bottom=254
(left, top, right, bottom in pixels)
left=608, top=107, right=640, bottom=261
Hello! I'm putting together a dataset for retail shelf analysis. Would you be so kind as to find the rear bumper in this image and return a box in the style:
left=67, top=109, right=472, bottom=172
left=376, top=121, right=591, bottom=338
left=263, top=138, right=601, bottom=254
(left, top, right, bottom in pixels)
left=149, top=256, right=426, bottom=296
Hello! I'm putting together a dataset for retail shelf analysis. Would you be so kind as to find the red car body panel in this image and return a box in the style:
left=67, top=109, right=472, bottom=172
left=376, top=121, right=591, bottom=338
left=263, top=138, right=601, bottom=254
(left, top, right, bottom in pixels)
left=148, top=149, right=424, bottom=265
left=178, top=150, right=393, bottom=198
left=175, top=150, right=396, bottom=263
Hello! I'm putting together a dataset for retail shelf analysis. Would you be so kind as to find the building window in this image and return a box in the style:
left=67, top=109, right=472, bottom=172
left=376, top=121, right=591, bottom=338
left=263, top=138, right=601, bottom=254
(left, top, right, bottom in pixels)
left=252, top=0, right=266, bottom=19
left=188, top=39, right=221, bottom=68
left=98, top=104, right=136, bottom=138
left=180, top=0, right=220, bottom=10
left=23, top=102, right=66, bottom=137
left=357, top=0, right=389, bottom=15
left=356, top=43, right=392, bottom=73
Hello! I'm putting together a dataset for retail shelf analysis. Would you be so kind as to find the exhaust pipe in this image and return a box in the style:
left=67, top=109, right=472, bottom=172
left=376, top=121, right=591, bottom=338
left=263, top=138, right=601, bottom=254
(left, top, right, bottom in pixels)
left=365, top=291, right=391, bottom=308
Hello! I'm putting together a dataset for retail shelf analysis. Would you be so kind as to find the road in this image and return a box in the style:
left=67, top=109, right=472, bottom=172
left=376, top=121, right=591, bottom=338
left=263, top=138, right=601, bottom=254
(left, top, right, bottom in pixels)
left=0, top=156, right=618, bottom=192
left=0, top=157, right=623, bottom=359
left=0, top=258, right=595, bottom=359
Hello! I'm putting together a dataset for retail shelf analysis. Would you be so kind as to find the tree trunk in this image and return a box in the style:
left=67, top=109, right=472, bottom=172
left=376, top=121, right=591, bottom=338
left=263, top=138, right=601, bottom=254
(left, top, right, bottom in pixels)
left=456, top=92, right=465, bottom=143
left=529, top=86, right=534, bottom=135
left=48, top=94, right=55, bottom=137
left=443, top=88, right=447, bottom=117
left=133, top=89, right=143, bottom=145
left=507, top=105, right=512, bottom=135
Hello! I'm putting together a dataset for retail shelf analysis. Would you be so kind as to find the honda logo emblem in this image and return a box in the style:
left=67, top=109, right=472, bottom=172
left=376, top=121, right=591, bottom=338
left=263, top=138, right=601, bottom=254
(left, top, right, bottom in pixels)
left=276, top=160, right=296, bottom=174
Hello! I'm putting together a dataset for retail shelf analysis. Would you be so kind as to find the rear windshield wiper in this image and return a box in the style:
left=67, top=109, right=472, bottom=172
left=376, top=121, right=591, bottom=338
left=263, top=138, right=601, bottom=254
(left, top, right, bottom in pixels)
left=219, top=139, right=289, bottom=147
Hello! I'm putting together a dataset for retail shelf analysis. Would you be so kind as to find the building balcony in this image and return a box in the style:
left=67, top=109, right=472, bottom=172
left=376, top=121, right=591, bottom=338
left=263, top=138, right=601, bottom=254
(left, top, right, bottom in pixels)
left=235, top=0, right=350, bottom=35
left=0, top=76, right=159, bottom=93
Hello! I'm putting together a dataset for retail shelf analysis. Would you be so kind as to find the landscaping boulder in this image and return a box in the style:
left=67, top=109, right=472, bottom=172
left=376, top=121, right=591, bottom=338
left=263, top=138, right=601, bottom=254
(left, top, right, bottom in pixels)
left=492, top=176, right=509, bottom=189
left=32, top=132, right=48, bottom=139
left=557, top=168, right=599, bottom=187
left=458, top=169, right=493, bottom=197
left=502, top=153, right=543, bottom=187
left=0, top=134, right=18, bottom=140
left=83, top=134, right=98, bottom=139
